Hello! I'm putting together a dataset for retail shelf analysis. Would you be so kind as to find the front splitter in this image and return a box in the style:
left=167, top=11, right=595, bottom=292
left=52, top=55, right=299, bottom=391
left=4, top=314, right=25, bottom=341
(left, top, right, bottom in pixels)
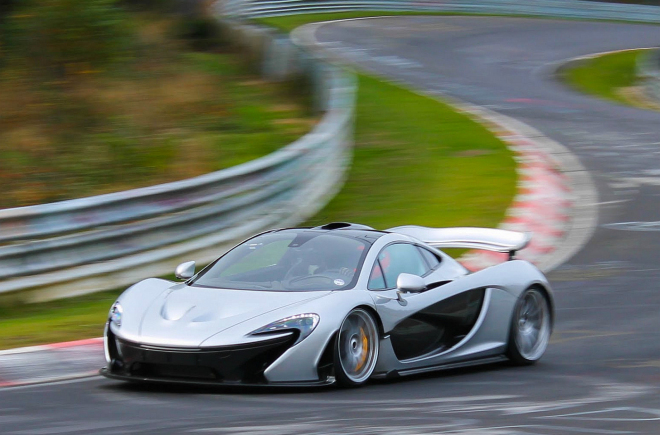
left=99, top=367, right=335, bottom=388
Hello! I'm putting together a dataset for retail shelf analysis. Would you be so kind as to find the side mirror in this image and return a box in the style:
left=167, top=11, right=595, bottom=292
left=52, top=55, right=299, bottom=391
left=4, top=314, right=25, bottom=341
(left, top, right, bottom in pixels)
left=175, top=261, right=196, bottom=280
left=396, top=273, right=426, bottom=293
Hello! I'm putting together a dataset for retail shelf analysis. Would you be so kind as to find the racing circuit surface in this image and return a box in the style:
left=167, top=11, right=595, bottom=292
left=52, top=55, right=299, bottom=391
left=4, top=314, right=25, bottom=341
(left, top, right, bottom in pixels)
left=2, top=16, right=660, bottom=435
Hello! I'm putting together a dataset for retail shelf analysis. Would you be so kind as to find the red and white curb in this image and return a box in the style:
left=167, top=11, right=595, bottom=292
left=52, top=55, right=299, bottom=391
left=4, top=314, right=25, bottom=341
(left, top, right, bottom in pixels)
left=454, top=103, right=574, bottom=272
left=0, top=338, right=104, bottom=388
left=293, top=17, right=598, bottom=273
left=449, top=97, right=597, bottom=273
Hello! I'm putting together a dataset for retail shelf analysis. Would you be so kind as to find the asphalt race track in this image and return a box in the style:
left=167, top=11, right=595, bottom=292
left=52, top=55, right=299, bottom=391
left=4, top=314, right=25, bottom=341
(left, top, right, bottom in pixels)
left=2, top=17, right=660, bottom=435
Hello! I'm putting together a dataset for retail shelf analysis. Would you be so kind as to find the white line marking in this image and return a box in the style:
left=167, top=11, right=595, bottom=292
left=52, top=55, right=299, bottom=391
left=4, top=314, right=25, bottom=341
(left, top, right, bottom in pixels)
left=545, top=407, right=660, bottom=421
left=587, top=200, right=630, bottom=206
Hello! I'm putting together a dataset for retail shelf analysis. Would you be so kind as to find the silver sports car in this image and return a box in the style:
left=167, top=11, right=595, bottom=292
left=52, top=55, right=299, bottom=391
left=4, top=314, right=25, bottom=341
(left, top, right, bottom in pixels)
left=101, top=222, right=554, bottom=387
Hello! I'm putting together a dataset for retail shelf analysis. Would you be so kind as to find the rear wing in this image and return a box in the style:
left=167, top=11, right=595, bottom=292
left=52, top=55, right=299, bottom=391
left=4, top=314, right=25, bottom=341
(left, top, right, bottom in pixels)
left=387, top=226, right=531, bottom=259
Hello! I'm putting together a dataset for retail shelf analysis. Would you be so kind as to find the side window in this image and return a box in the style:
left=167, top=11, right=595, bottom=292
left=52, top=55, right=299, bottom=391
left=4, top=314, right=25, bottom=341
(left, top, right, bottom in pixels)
left=418, top=247, right=441, bottom=271
left=378, top=244, right=428, bottom=288
left=368, top=261, right=386, bottom=290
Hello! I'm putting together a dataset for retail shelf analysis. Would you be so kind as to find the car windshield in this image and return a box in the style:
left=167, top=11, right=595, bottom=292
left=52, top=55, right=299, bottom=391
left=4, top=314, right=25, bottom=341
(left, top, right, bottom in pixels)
left=191, top=230, right=370, bottom=291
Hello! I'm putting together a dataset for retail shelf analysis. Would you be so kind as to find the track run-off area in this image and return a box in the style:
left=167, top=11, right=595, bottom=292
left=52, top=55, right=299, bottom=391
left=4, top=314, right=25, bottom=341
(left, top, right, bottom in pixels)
left=1, top=16, right=660, bottom=435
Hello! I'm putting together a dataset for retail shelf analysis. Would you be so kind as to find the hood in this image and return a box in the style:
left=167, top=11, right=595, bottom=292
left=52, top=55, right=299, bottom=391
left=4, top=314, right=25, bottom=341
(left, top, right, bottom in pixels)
left=137, top=284, right=332, bottom=347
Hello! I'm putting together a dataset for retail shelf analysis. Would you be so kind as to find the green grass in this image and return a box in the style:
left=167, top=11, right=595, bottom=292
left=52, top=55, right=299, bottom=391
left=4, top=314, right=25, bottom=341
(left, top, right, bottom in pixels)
left=0, top=12, right=517, bottom=350
left=305, top=74, right=516, bottom=230
left=260, top=13, right=516, bottom=229
left=562, top=49, right=645, bottom=106
left=258, top=11, right=459, bottom=31
left=0, top=290, right=122, bottom=349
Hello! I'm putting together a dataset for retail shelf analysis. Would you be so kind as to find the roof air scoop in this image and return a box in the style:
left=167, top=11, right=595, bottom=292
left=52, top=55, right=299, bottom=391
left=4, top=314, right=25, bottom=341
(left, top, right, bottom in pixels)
left=315, top=222, right=375, bottom=230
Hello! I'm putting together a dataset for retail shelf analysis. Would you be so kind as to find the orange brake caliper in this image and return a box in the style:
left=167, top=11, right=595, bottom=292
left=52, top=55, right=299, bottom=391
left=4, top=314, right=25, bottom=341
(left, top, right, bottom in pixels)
left=355, top=327, right=369, bottom=371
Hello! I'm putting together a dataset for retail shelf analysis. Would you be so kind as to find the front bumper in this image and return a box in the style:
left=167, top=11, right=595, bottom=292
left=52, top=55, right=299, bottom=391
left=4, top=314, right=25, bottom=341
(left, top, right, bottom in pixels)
left=102, top=330, right=296, bottom=384
left=104, top=328, right=327, bottom=386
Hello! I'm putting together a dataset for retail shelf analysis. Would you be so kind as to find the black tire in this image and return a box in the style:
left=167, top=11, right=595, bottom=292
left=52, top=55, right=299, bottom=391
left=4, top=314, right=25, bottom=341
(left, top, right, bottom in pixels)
left=507, top=287, right=552, bottom=365
left=333, top=308, right=379, bottom=387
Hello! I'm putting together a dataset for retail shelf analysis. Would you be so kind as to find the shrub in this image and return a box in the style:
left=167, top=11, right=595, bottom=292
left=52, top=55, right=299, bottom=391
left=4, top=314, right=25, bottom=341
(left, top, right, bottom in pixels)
left=120, top=0, right=177, bottom=13
left=5, top=0, right=135, bottom=78
left=175, top=15, right=226, bottom=51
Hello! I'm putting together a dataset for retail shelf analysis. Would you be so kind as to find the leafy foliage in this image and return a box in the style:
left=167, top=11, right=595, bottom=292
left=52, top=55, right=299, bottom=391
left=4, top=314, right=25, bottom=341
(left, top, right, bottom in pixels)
left=4, top=0, right=134, bottom=77
left=0, top=6, right=313, bottom=208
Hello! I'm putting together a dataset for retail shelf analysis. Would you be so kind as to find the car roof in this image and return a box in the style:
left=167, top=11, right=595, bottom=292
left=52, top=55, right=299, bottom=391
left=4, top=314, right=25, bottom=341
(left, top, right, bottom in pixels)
left=273, top=223, right=387, bottom=243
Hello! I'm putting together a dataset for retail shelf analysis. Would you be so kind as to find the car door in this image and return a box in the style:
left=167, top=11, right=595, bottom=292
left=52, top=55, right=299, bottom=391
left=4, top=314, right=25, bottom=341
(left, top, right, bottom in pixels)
left=369, top=243, right=485, bottom=361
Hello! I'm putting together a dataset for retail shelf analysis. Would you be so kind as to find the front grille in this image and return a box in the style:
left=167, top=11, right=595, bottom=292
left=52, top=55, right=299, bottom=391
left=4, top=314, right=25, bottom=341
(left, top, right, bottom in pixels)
left=107, top=331, right=296, bottom=384
left=147, top=364, right=216, bottom=380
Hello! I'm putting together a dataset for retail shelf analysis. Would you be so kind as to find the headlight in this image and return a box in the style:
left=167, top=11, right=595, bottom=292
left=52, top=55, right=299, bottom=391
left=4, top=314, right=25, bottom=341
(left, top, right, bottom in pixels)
left=250, top=313, right=319, bottom=345
left=109, top=301, right=123, bottom=328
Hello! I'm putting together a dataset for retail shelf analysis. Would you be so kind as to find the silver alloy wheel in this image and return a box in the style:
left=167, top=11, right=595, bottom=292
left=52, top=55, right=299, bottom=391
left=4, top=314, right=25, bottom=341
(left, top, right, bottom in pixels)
left=337, top=309, right=379, bottom=384
left=514, top=288, right=551, bottom=361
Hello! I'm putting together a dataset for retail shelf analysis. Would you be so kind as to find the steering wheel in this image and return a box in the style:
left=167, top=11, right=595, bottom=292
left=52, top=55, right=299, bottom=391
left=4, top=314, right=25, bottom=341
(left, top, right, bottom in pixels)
left=323, top=267, right=355, bottom=278
left=284, top=274, right=337, bottom=288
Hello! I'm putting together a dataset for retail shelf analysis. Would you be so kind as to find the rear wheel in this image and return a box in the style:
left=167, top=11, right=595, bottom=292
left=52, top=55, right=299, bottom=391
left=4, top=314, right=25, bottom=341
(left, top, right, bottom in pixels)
left=334, top=308, right=379, bottom=387
left=507, top=287, right=551, bottom=365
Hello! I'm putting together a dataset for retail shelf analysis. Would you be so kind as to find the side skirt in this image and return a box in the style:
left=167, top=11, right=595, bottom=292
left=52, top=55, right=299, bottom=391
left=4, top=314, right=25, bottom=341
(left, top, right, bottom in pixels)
left=371, top=355, right=508, bottom=379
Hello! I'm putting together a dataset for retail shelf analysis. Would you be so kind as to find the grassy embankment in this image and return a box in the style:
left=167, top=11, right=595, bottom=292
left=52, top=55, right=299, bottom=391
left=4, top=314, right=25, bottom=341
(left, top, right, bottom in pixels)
left=563, top=49, right=659, bottom=110
left=0, top=2, right=314, bottom=208
left=0, top=11, right=518, bottom=349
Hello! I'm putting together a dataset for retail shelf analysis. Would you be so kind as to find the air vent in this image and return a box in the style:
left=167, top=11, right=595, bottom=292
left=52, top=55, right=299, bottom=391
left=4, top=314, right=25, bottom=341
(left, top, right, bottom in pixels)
left=314, top=222, right=374, bottom=230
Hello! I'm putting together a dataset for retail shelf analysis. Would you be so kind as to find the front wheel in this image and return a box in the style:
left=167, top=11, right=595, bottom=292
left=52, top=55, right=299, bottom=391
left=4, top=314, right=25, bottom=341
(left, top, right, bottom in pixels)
left=507, top=287, right=551, bottom=365
left=334, top=308, right=379, bottom=387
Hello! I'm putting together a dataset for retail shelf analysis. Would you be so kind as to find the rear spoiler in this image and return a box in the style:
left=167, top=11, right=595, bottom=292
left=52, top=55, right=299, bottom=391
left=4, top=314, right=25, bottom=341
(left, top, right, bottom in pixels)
left=387, top=226, right=531, bottom=260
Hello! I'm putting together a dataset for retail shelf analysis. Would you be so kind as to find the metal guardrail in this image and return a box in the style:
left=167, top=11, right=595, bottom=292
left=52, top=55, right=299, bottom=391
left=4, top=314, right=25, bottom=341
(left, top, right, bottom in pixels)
left=222, top=0, right=660, bottom=22
left=5, top=0, right=657, bottom=301
left=0, top=17, right=356, bottom=301
left=638, top=48, right=660, bottom=103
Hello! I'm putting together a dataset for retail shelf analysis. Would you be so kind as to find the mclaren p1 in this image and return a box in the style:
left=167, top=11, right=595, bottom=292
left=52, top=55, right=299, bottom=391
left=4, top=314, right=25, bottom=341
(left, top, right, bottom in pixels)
left=101, top=222, right=553, bottom=387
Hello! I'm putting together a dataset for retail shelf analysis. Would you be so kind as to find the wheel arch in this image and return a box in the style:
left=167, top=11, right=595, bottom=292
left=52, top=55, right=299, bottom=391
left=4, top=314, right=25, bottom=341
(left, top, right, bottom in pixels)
left=529, top=282, right=555, bottom=331
left=505, top=283, right=554, bottom=365
left=316, top=304, right=383, bottom=372
left=507, top=282, right=555, bottom=335
left=353, top=304, right=385, bottom=338
left=317, top=304, right=383, bottom=385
